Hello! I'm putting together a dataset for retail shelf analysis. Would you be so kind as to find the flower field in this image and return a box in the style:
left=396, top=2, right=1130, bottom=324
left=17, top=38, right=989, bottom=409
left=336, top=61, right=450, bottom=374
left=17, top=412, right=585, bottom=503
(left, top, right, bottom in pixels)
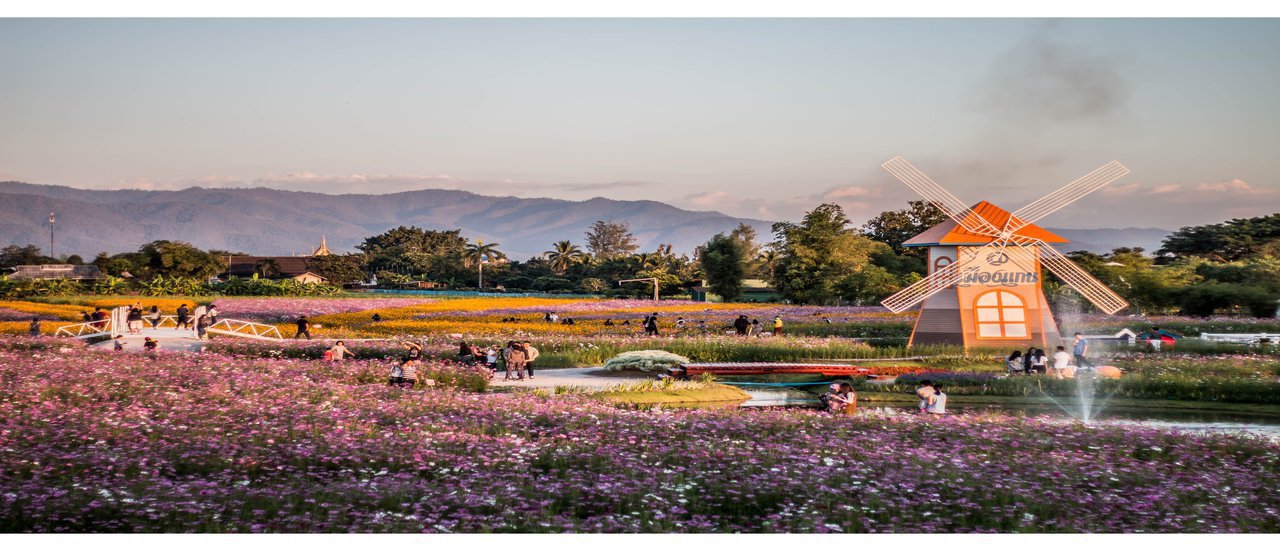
left=2, top=343, right=1279, bottom=532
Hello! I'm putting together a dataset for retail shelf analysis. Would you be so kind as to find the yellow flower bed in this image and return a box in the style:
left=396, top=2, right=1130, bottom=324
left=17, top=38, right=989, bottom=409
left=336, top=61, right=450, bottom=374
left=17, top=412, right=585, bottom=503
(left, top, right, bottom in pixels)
left=0, top=301, right=87, bottom=321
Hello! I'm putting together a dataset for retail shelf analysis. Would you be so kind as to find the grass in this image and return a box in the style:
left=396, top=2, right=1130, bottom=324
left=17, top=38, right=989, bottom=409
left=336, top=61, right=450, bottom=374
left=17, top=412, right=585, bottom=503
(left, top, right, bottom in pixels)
left=595, top=384, right=751, bottom=406
left=853, top=391, right=1280, bottom=416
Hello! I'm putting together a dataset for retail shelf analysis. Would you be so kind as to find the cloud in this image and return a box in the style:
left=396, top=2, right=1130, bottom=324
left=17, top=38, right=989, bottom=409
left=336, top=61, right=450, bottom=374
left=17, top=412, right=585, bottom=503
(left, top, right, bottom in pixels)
left=978, top=26, right=1128, bottom=126
left=96, top=172, right=655, bottom=197
left=822, top=185, right=879, bottom=200
left=1194, top=178, right=1253, bottom=192
left=1149, top=184, right=1182, bottom=194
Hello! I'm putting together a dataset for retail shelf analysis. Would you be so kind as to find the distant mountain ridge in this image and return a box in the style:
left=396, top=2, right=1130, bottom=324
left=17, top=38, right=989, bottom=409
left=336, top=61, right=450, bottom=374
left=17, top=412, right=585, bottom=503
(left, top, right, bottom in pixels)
left=0, top=181, right=775, bottom=260
left=0, top=181, right=1171, bottom=260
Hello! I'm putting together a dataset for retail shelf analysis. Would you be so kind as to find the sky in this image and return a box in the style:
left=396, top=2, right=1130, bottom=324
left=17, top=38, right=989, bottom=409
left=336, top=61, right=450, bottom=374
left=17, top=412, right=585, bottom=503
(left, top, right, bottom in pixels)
left=1, top=18, right=1278, bottom=230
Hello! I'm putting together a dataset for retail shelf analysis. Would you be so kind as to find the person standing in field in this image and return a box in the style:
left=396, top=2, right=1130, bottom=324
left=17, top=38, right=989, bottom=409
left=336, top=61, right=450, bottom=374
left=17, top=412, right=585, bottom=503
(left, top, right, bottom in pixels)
left=504, top=341, right=527, bottom=381
left=294, top=315, right=312, bottom=339
left=644, top=313, right=659, bottom=336
left=733, top=315, right=749, bottom=336
left=1073, top=333, right=1094, bottom=370
left=331, top=340, right=350, bottom=360
left=772, top=315, right=783, bottom=336
left=28, top=317, right=41, bottom=336
left=522, top=340, right=539, bottom=379
left=147, top=305, right=161, bottom=328
left=176, top=304, right=190, bottom=329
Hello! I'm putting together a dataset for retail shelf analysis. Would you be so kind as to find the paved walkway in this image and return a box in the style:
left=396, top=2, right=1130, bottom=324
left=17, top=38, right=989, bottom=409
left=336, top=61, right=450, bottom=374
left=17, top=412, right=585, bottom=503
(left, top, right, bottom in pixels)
left=89, top=327, right=206, bottom=352
left=488, top=367, right=650, bottom=389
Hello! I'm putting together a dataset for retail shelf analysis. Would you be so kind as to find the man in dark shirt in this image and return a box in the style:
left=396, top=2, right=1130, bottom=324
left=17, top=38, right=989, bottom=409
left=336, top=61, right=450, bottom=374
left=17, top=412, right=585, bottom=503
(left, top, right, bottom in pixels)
left=176, top=304, right=190, bottom=329
left=295, top=315, right=311, bottom=339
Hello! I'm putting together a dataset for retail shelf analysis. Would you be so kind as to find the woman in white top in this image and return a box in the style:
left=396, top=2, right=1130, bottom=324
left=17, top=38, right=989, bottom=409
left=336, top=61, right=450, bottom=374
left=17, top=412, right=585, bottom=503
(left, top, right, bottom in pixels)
left=927, top=385, right=947, bottom=414
left=1052, top=346, right=1072, bottom=379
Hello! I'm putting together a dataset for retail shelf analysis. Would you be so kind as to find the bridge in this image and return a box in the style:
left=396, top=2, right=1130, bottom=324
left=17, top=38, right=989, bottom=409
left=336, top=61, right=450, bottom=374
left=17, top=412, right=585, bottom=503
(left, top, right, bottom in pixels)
left=54, top=306, right=283, bottom=350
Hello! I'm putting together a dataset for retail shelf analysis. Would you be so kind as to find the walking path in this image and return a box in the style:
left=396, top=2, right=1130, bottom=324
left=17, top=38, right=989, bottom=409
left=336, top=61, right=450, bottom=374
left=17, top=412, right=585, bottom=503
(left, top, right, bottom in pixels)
left=488, top=367, right=650, bottom=390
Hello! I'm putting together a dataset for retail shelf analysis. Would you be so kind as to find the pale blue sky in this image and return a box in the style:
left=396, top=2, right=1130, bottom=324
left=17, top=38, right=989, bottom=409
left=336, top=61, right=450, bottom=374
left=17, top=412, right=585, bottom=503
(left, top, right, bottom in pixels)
left=2, top=18, right=1278, bottom=228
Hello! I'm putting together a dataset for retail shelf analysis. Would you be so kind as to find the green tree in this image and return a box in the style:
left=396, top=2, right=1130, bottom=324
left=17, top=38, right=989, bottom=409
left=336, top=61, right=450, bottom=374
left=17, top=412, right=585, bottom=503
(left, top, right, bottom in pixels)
left=860, top=200, right=948, bottom=256
left=1159, top=213, right=1280, bottom=261
left=545, top=240, right=587, bottom=274
left=357, top=226, right=468, bottom=275
left=137, top=240, right=225, bottom=280
left=0, top=244, right=57, bottom=269
left=585, top=220, right=639, bottom=260
left=699, top=233, right=747, bottom=301
left=308, top=254, right=368, bottom=285
left=770, top=204, right=887, bottom=305
left=465, top=240, right=506, bottom=289
left=255, top=258, right=281, bottom=278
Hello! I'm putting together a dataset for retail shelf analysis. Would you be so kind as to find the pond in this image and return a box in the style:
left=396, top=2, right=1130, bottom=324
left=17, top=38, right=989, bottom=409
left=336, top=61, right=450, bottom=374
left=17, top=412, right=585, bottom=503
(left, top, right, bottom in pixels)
left=737, top=388, right=1280, bottom=439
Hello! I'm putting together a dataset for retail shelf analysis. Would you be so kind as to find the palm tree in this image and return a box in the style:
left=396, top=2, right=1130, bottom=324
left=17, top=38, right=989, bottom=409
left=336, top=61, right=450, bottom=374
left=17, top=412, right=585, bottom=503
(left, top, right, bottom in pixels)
left=545, top=240, right=586, bottom=274
left=464, top=240, right=506, bottom=288
left=255, top=258, right=281, bottom=279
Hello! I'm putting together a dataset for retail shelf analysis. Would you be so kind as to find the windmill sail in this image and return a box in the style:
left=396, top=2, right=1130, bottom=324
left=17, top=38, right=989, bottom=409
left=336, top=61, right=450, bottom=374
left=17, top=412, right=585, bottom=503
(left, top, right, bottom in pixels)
left=882, top=156, right=1002, bottom=237
left=1014, top=236, right=1130, bottom=314
left=1005, top=161, right=1129, bottom=234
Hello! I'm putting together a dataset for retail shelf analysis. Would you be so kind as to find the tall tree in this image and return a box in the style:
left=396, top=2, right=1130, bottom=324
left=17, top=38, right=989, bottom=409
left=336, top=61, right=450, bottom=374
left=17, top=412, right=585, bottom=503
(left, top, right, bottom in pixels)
left=860, top=200, right=948, bottom=256
left=545, top=240, right=587, bottom=274
left=308, top=254, right=368, bottom=285
left=699, top=233, right=747, bottom=301
left=729, top=223, right=762, bottom=260
left=137, top=240, right=225, bottom=280
left=357, top=226, right=468, bottom=275
left=585, top=220, right=638, bottom=260
left=0, top=244, right=57, bottom=269
left=1158, top=213, right=1280, bottom=261
left=464, top=240, right=505, bottom=288
left=770, top=204, right=887, bottom=305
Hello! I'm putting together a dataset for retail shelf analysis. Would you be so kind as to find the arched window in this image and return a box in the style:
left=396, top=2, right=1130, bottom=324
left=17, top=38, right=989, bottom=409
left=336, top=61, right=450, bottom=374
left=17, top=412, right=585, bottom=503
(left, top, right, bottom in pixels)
left=974, top=290, right=1028, bottom=338
left=933, top=255, right=952, bottom=274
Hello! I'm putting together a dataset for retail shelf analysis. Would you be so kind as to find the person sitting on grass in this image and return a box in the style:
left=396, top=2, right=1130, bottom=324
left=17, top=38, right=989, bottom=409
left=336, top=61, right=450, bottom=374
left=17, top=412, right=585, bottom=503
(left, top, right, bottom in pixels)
left=916, top=380, right=936, bottom=413
left=927, top=385, right=947, bottom=414
left=458, top=341, right=476, bottom=365
left=391, top=342, right=424, bottom=388
left=839, top=382, right=857, bottom=415
left=822, top=383, right=852, bottom=414
left=28, top=317, right=41, bottom=337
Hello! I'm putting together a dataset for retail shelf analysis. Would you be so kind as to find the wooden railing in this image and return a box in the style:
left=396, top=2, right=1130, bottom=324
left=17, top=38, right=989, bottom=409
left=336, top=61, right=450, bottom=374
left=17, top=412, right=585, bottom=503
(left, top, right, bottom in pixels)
left=54, top=320, right=112, bottom=339
left=206, top=319, right=283, bottom=340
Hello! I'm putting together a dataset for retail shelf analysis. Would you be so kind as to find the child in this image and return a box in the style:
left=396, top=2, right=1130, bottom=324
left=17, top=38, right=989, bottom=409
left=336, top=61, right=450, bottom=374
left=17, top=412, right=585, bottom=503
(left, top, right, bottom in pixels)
left=113, top=335, right=126, bottom=351
left=323, top=346, right=335, bottom=361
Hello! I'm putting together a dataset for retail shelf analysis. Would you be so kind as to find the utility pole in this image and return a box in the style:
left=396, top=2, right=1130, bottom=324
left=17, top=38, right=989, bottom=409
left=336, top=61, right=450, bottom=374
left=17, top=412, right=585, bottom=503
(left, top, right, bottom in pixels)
left=48, top=211, right=55, bottom=260
left=619, top=277, right=660, bottom=301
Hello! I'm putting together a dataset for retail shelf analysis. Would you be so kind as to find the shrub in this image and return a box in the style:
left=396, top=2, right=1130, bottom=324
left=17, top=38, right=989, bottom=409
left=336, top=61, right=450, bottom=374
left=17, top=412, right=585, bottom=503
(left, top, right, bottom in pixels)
left=602, top=350, right=691, bottom=372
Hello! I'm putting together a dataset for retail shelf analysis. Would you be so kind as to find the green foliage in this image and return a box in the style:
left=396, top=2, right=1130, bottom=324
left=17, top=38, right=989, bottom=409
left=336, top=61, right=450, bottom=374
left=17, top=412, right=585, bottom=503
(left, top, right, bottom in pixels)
left=585, top=220, right=638, bottom=260
left=545, top=241, right=587, bottom=274
left=860, top=200, right=947, bottom=256
left=700, top=233, right=747, bottom=301
left=0, top=244, right=57, bottom=269
left=307, top=254, right=367, bottom=285
left=357, top=226, right=468, bottom=276
left=137, top=240, right=226, bottom=279
left=1159, top=212, right=1280, bottom=261
left=770, top=204, right=891, bottom=305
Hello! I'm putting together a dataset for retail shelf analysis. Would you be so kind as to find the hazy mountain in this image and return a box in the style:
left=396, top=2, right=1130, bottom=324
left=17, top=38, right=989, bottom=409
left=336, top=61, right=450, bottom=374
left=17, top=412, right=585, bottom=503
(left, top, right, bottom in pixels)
left=1046, top=227, right=1173, bottom=255
left=0, top=181, right=775, bottom=260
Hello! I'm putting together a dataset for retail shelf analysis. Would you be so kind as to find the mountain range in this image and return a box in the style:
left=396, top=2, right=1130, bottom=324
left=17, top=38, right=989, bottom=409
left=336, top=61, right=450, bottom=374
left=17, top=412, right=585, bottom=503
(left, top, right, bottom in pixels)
left=0, top=181, right=1171, bottom=260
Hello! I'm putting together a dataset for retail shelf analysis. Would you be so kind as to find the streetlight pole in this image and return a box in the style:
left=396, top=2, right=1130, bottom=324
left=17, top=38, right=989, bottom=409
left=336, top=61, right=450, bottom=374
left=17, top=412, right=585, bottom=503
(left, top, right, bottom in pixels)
left=618, top=277, right=660, bottom=301
left=48, top=211, right=55, bottom=260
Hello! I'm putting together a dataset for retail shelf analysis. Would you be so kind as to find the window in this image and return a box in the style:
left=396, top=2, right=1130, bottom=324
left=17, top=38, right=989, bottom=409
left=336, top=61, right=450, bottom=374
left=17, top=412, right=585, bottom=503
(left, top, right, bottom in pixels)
left=933, top=256, right=952, bottom=274
left=974, top=290, right=1028, bottom=338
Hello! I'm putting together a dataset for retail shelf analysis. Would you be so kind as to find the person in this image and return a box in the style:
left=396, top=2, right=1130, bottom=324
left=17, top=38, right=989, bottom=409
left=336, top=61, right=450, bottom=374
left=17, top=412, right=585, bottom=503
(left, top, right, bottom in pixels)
left=390, top=342, right=423, bottom=388
left=1031, top=348, right=1048, bottom=374
left=772, top=315, right=783, bottom=336
left=549, top=312, right=559, bottom=324
left=927, top=385, right=947, bottom=414
left=544, top=312, right=553, bottom=323
left=142, top=337, right=158, bottom=358
left=147, top=305, right=161, bottom=328
left=820, top=383, right=847, bottom=414
left=915, top=380, right=936, bottom=412
left=675, top=317, right=686, bottom=330
left=697, top=320, right=708, bottom=334
left=1006, top=350, right=1023, bottom=374
left=485, top=345, right=499, bottom=368
left=564, top=317, right=575, bottom=326
left=838, top=382, right=857, bottom=415
left=1052, top=345, right=1072, bottom=379
left=331, top=341, right=350, bottom=360
left=1072, top=333, right=1095, bottom=370
left=176, top=304, right=190, bottom=329
left=523, top=340, right=539, bottom=379
left=323, top=345, right=335, bottom=361
left=749, top=319, right=762, bottom=337
left=603, top=319, right=614, bottom=327
left=207, top=305, right=219, bottom=324
left=191, top=305, right=207, bottom=333
left=504, top=341, right=527, bottom=381
left=196, top=312, right=212, bottom=340
left=644, top=313, right=659, bottom=336
left=1022, top=347, right=1036, bottom=375
left=733, top=315, right=749, bottom=336
left=127, top=305, right=143, bottom=335
left=621, top=319, right=630, bottom=326
left=80, top=310, right=92, bottom=323
left=28, top=317, right=41, bottom=336
left=113, top=335, right=126, bottom=351
left=458, top=341, right=476, bottom=364
left=371, top=313, right=382, bottom=322
left=91, top=307, right=107, bottom=331
left=294, top=315, right=311, bottom=339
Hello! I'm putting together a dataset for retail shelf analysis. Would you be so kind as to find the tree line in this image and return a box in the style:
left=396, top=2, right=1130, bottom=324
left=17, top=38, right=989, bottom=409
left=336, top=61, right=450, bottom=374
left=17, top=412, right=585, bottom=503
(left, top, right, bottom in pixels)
left=3, top=207, right=1278, bottom=316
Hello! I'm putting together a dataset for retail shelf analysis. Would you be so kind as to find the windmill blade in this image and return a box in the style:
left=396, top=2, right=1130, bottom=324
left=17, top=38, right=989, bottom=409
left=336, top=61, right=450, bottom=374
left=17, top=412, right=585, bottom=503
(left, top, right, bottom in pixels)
left=1006, top=161, right=1129, bottom=233
left=1014, top=236, right=1129, bottom=314
left=882, top=156, right=1002, bottom=237
left=881, top=240, right=1005, bottom=312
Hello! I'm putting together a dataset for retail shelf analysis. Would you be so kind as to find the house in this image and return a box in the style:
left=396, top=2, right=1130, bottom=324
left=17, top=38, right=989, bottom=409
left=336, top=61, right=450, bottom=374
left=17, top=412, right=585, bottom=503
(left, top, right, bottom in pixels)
left=223, top=237, right=335, bottom=283
left=691, top=279, right=779, bottom=302
left=8, top=264, right=105, bottom=281
left=397, top=281, right=444, bottom=290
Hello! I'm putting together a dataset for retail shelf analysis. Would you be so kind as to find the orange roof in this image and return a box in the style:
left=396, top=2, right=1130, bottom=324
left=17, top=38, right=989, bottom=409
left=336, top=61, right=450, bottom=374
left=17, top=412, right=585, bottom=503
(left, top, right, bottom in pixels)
left=902, top=201, right=1069, bottom=247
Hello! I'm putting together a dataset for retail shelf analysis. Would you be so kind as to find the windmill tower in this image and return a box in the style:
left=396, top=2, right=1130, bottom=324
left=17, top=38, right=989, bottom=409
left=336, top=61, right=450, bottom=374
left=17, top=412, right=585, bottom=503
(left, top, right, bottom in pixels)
left=879, top=157, right=1131, bottom=349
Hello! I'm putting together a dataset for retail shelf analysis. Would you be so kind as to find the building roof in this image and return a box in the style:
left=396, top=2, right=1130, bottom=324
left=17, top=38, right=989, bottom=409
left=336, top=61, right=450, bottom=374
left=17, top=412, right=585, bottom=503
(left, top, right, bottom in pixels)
left=902, top=201, right=1069, bottom=247
left=8, top=264, right=105, bottom=280
left=225, top=256, right=315, bottom=278
left=311, top=236, right=332, bottom=256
